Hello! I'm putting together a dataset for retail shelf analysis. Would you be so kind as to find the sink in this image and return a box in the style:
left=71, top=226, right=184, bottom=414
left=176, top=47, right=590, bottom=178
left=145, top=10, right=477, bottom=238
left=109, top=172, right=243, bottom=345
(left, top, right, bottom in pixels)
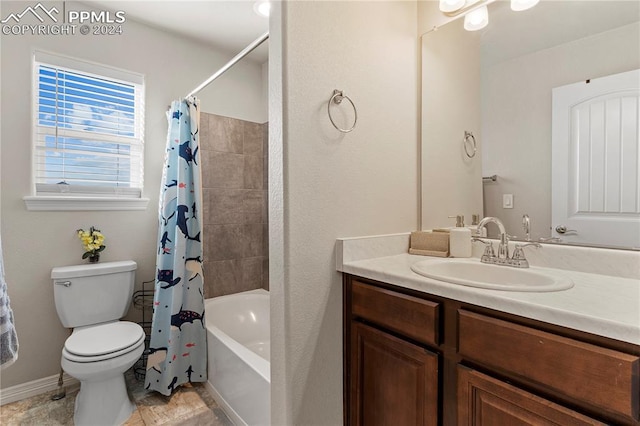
left=410, top=258, right=574, bottom=292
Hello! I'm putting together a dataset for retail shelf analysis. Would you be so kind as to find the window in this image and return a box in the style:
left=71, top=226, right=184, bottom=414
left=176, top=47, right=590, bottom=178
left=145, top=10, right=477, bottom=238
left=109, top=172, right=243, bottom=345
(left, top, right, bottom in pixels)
left=26, top=51, right=147, bottom=210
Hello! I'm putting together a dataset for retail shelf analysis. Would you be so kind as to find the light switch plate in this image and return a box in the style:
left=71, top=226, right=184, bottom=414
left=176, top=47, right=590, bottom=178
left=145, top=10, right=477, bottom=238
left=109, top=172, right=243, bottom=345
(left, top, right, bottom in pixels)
left=503, top=194, right=514, bottom=209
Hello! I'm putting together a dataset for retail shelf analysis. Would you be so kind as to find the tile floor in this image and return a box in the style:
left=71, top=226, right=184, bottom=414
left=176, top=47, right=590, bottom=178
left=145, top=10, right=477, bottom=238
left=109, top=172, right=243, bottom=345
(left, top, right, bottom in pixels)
left=0, top=370, right=233, bottom=426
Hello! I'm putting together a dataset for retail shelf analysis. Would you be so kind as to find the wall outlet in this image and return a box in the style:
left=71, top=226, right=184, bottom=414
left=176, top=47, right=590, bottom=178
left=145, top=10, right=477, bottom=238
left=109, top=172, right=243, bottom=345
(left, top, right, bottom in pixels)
left=503, top=194, right=514, bottom=209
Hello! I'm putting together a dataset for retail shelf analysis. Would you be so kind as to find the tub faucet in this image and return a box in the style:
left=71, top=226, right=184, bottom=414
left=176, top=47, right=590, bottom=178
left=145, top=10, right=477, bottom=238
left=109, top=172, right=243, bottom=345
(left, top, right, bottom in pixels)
left=477, top=216, right=509, bottom=259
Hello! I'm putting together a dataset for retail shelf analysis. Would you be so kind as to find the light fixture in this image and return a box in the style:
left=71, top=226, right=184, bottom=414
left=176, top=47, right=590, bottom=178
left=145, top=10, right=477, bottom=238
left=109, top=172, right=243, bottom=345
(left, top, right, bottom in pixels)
left=439, top=0, right=466, bottom=13
left=253, top=1, right=271, bottom=18
left=510, top=0, right=540, bottom=12
left=464, top=5, right=489, bottom=31
left=438, top=0, right=538, bottom=32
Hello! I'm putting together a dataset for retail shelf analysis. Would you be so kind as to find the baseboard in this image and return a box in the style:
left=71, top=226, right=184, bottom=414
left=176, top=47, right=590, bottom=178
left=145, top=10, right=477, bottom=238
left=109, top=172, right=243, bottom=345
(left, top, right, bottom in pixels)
left=0, top=373, right=79, bottom=406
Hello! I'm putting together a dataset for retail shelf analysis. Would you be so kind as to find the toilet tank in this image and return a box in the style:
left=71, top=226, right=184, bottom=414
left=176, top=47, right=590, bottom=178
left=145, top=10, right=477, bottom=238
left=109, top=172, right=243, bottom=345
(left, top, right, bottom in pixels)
left=52, top=260, right=137, bottom=328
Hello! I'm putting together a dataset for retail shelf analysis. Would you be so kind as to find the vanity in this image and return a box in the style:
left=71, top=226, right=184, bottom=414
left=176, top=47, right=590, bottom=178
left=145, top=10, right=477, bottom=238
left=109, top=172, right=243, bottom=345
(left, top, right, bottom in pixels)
left=376, top=1, right=640, bottom=423
left=337, top=234, right=640, bottom=425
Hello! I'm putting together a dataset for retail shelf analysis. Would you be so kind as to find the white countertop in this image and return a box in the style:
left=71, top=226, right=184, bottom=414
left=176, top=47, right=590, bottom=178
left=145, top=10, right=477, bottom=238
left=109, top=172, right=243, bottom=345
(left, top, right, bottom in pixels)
left=337, top=234, right=640, bottom=345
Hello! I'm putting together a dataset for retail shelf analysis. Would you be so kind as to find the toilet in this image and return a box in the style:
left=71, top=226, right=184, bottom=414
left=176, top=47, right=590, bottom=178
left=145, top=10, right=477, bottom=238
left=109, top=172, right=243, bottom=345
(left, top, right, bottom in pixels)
left=52, top=260, right=145, bottom=426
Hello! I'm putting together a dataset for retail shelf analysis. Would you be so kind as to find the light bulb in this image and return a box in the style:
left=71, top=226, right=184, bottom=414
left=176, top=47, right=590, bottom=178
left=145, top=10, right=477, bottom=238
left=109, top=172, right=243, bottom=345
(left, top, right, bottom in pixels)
left=439, top=0, right=466, bottom=13
left=464, top=5, right=489, bottom=31
left=511, top=0, right=539, bottom=12
left=253, top=1, right=271, bottom=17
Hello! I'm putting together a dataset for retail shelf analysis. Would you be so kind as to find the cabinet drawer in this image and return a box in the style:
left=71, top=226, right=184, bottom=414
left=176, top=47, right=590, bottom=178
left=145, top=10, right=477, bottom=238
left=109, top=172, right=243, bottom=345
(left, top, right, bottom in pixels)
left=458, top=310, right=640, bottom=422
left=351, top=280, right=439, bottom=346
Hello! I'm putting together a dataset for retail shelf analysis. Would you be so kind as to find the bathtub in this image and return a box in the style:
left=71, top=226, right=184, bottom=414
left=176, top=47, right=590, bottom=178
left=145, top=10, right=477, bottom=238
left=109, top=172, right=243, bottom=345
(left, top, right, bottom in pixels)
left=204, top=289, right=270, bottom=426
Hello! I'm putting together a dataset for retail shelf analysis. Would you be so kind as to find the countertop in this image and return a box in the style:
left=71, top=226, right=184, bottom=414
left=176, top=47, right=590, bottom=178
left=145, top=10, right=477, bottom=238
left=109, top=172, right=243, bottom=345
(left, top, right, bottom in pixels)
left=337, top=234, right=640, bottom=345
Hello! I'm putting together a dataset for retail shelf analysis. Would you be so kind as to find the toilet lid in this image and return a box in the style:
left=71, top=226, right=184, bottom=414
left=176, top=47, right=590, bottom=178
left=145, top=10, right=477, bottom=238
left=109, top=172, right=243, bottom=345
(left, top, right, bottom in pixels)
left=65, top=322, right=144, bottom=357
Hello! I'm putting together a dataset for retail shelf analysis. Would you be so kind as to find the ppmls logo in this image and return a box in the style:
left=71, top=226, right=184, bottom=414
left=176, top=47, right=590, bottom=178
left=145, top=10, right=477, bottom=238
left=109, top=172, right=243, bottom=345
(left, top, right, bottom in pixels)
left=1, top=2, right=126, bottom=36
left=1, top=2, right=59, bottom=24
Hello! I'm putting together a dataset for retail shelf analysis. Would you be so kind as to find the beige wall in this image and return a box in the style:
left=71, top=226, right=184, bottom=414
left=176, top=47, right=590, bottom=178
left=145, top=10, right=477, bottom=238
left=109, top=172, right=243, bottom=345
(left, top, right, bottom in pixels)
left=272, top=1, right=420, bottom=424
left=482, top=22, right=640, bottom=238
left=0, top=1, right=265, bottom=389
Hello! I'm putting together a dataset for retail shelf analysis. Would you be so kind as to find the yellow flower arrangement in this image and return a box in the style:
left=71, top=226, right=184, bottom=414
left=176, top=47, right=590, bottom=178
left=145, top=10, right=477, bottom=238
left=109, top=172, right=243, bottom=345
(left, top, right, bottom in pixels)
left=76, top=226, right=106, bottom=261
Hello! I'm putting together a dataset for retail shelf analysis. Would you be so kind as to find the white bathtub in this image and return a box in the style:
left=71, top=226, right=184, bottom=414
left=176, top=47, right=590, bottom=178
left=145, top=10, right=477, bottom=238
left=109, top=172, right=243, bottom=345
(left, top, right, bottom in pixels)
left=204, top=289, right=270, bottom=426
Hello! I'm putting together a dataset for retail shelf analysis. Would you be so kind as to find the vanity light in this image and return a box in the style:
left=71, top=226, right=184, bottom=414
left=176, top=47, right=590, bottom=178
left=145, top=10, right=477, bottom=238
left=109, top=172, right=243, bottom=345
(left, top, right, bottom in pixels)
left=439, top=0, right=538, bottom=32
left=253, top=0, right=271, bottom=18
left=439, top=0, right=466, bottom=13
left=464, top=5, right=489, bottom=31
left=510, top=0, right=540, bottom=12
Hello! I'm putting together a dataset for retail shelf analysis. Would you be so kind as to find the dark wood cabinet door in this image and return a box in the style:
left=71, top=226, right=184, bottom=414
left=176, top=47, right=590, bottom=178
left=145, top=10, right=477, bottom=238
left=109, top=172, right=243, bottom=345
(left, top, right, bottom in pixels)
left=457, top=366, right=606, bottom=426
left=349, top=322, right=438, bottom=426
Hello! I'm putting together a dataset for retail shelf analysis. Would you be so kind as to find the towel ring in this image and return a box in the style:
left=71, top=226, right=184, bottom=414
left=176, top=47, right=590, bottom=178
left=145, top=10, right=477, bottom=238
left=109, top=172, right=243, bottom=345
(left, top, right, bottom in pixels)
left=328, top=89, right=357, bottom=133
left=464, top=131, right=477, bottom=158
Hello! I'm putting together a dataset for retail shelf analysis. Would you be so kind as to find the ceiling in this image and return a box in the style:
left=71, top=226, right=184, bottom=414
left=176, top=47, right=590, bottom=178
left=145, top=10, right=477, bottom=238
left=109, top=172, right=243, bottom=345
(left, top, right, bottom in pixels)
left=85, top=0, right=269, bottom=63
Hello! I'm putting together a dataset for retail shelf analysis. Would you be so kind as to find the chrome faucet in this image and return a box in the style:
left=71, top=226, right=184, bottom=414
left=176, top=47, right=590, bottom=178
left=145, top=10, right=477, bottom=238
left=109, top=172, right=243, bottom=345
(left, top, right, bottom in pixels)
left=477, top=216, right=509, bottom=259
left=522, top=214, right=531, bottom=241
left=474, top=216, right=541, bottom=268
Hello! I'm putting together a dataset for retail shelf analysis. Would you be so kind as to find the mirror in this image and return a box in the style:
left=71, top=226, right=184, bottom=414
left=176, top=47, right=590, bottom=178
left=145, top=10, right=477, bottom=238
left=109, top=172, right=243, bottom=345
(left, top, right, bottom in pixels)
left=421, top=0, right=640, bottom=249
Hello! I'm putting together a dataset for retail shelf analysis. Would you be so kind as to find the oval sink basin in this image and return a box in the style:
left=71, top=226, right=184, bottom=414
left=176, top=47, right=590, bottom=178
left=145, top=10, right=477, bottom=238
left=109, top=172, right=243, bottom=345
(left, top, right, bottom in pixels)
left=410, top=259, right=573, bottom=292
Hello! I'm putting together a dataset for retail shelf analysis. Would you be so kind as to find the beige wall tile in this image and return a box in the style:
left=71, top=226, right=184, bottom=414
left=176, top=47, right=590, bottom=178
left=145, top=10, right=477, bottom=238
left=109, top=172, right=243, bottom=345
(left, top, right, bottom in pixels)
left=242, top=224, right=263, bottom=258
left=206, top=114, right=243, bottom=153
left=202, top=188, right=244, bottom=225
left=243, top=155, right=263, bottom=189
left=243, top=121, right=263, bottom=156
left=200, top=115, right=269, bottom=297
left=201, top=151, right=244, bottom=189
left=241, top=257, right=263, bottom=290
left=205, top=224, right=243, bottom=261
left=243, top=190, right=264, bottom=224
left=204, top=259, right=241, bottom=298
left=199, top=112, right=210, bottom=142
left=262, top=257, right=269, bottom=291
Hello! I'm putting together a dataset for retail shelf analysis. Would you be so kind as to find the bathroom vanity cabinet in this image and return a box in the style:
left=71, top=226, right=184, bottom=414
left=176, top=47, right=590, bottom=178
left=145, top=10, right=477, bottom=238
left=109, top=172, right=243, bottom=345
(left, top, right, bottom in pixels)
left=343, top=274, right=640, bottom=426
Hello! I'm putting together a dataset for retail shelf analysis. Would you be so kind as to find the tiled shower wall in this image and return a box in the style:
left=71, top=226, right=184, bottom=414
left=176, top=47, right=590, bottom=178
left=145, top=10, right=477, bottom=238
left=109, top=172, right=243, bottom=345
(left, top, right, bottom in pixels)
left=199, top=112, right=268, bottom=298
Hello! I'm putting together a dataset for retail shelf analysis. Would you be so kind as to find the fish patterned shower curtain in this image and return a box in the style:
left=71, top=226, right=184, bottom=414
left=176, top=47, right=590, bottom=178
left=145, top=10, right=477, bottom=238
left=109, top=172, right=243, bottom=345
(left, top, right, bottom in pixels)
left=145, top=98, right=206, bottom=395
left=0, top=233, right=19, bottom=369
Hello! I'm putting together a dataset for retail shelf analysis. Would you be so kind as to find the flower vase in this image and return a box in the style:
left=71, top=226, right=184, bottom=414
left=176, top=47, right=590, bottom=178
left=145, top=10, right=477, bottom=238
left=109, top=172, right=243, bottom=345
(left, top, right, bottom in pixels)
left=88, top=254, right=100, bottom=263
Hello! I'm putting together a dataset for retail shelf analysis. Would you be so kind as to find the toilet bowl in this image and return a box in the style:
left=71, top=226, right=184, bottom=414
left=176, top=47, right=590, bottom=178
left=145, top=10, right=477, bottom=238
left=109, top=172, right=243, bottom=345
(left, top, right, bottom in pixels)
left=52, top=261, right=142, bottom=426
left=62, top=322, right=145, bottom=425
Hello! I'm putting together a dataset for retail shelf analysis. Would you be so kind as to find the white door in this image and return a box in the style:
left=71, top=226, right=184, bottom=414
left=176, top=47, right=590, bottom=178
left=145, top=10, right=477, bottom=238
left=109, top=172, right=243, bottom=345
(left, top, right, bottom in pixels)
left=552, top=69, right=640, bottom=248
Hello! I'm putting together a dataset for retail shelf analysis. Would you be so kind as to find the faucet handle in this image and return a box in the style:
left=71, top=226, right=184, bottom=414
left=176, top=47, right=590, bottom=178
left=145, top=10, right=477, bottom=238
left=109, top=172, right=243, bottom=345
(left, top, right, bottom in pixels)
left=473, top=238, right=495, bottom=258
left=512, top=242, right=541, bottom=260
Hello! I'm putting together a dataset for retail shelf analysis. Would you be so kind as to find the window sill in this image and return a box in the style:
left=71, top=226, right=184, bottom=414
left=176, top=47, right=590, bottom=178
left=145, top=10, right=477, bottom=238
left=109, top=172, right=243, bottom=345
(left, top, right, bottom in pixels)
left=23, top=196, right=150, bottom=211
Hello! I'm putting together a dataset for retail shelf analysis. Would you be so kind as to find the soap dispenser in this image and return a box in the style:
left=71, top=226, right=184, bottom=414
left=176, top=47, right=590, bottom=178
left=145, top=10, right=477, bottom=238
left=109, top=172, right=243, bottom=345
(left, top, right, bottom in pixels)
left=449, top=215, right=472, bottom=258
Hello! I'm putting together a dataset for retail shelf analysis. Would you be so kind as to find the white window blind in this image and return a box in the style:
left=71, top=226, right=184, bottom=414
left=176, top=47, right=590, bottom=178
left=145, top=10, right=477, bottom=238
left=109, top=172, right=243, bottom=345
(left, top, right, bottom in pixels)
left=33, top=51, right=145, bottom=197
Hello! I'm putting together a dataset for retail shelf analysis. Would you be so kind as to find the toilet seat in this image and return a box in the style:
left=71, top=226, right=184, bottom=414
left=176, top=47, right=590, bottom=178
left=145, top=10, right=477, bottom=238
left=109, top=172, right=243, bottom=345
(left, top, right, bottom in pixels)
left=64, top=321, right=145, bottom=363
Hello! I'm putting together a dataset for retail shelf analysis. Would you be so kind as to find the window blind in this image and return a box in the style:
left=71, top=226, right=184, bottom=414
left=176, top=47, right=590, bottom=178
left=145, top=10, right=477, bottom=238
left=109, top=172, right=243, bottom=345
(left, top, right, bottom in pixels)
left=33, top=52, right=145, bottom=197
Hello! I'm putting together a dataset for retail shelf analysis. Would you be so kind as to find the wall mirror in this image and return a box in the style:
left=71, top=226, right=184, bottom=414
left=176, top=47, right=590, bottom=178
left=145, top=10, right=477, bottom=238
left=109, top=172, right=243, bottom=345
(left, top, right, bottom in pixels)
left=421, top=0, right=640, bottom=249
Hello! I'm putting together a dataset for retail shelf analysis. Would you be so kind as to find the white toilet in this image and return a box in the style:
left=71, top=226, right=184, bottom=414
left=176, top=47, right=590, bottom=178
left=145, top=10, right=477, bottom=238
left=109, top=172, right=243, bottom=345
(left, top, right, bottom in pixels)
left=52, top=260, right=145, bottom=426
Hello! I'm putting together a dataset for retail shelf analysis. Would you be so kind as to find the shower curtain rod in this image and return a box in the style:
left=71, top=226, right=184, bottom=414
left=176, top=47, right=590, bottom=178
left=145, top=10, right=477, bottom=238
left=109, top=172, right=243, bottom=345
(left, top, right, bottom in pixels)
left=186, top=31, right=269, bottom=98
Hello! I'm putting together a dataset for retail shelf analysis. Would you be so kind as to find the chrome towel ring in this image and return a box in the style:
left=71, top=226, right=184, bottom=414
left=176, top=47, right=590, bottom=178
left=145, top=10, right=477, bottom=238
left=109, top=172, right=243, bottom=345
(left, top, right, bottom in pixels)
left=464, top=131, right=477, bottom=158
left=328, top=89, right=357, bottom=133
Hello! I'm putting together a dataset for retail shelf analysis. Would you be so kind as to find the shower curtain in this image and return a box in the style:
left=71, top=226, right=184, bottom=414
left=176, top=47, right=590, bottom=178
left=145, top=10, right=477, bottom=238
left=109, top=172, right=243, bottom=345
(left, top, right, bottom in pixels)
left=0, top=233, right=19, bottom=369
left=145, top=98, right=206, bottom=395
